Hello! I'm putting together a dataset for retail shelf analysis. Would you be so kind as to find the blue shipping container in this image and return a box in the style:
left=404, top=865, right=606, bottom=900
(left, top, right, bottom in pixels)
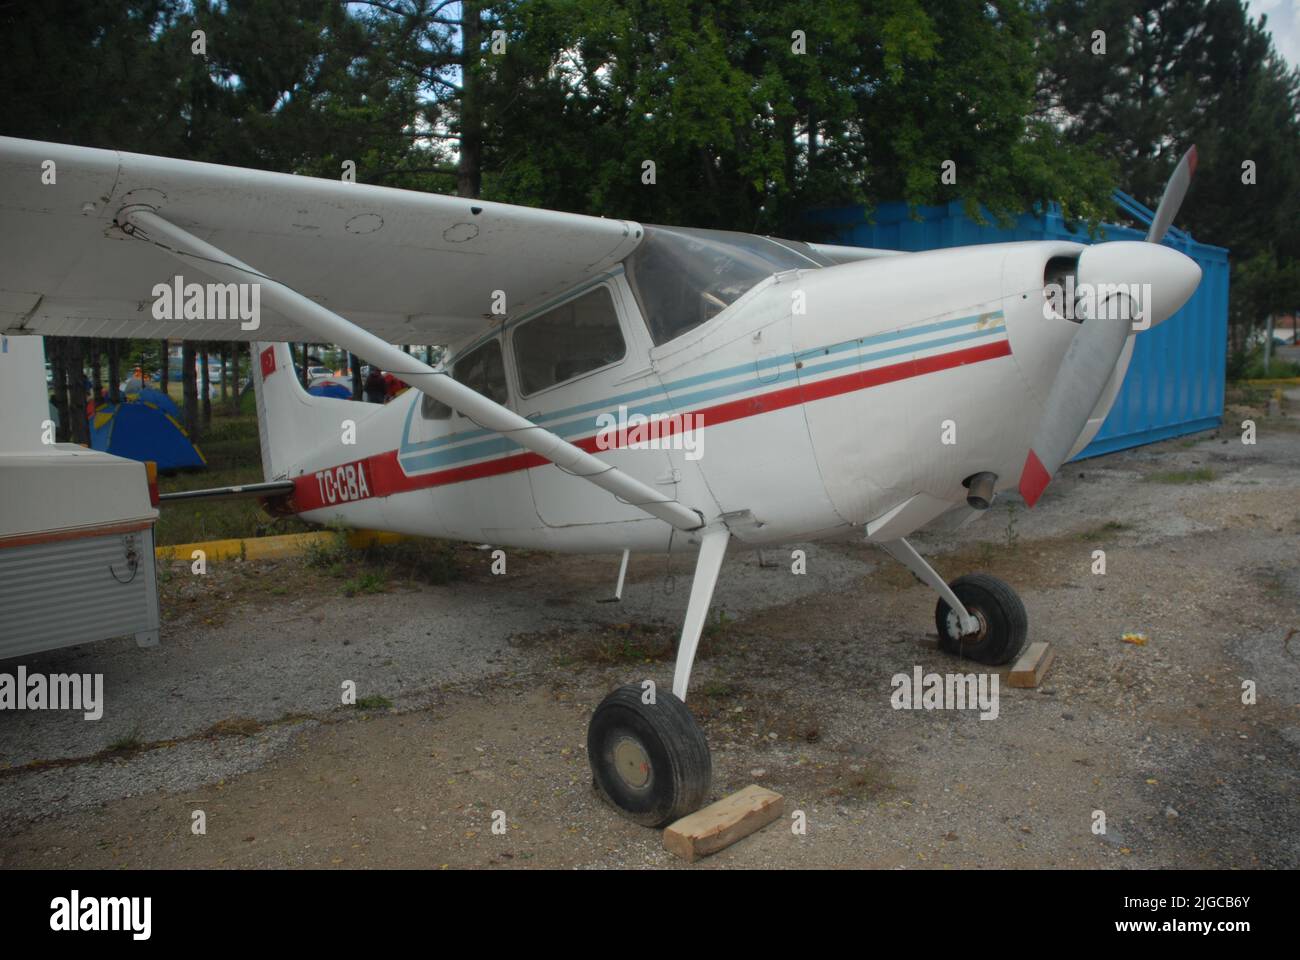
left=811, top=193, right=1230, bottom=459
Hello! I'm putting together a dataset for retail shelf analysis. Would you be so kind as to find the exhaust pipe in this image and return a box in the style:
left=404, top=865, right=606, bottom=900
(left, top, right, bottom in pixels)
left=964, top=471, right=998, bottom=510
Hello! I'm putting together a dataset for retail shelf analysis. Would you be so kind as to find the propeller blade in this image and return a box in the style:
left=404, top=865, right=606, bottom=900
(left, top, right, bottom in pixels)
left=1020, top=301, right=1131, bottom=507
left=1019, top=242, right=1201, bottom=507
left=1145, top=145, right=1197, bottom=244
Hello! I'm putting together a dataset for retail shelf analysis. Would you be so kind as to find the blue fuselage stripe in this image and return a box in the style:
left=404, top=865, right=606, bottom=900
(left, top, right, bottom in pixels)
left=396, top=314, right=1006, bottom=474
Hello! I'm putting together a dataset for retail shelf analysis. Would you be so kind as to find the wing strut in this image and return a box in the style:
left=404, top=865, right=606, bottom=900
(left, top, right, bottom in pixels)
left=116, top=206, right=705, bottom=533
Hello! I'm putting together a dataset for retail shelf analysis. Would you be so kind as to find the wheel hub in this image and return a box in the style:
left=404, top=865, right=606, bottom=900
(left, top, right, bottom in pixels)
left=947, top=605, right=988, bottom=642
left=611, top=734, right=652, bottom=789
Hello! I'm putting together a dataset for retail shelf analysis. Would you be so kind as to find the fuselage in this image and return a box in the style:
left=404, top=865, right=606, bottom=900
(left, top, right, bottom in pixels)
left=278, top=239, right=1110, bottom=552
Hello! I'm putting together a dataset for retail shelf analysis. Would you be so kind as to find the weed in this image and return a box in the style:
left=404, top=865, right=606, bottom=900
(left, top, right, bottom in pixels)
left=1076, top=520, right=1130, bottom=541
left=106, top=727, right=143, bottom=753
left=703, top=608, right=735, bottom=641
left=343, top=571, right=387, bottom=596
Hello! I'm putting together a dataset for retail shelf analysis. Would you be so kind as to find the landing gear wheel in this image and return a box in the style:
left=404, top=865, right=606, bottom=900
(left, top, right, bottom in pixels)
left=935, top=573, right=1028, bottom=665
left=587, top=683, right=711, bottom=827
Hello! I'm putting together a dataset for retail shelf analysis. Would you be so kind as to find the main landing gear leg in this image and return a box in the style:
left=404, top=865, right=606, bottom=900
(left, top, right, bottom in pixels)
left=587, top=528, right=728, bottom=826
left=879, top=537, right=1028, bottom=666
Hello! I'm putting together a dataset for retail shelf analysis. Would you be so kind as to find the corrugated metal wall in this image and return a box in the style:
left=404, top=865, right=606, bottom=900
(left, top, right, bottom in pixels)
left=812, top=195, right=1230, bottom=458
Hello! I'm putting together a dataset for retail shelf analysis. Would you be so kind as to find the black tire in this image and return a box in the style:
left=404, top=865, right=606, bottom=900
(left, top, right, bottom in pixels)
left=587, top=683, right=711, bottom=827
left=935, top=573, right=1028, bottom=665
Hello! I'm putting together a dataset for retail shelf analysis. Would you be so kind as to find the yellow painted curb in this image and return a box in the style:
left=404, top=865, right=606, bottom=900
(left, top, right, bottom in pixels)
left=156, top=529, right=407, bottom=562
left=346, top=530, right=408, bottom=549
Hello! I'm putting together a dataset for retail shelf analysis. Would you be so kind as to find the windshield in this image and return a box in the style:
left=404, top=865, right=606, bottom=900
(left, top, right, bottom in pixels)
left=623, top=226, right=828, bottom=345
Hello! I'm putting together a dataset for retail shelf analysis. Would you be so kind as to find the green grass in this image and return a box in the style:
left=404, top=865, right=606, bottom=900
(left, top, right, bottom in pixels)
left=106, top=728, right=143, bottom=753
left=354, top=695, right=393, bottom=710
left=700, top=680, right=737, bottom=698
left=303, top=526, right=352, bottom=569
left=1146, top=467, right=1215, bottom=484
left=356, top=538, right=461, bottom=585
left=1227, top=344, right=1300, bottom=381
left=342, top=571, right=388, bottom=596
left=154, top=398, right=311, bottom=545
left=591, top=634, right=665, bottom=663
left=305, top=532, right=462, bottom=595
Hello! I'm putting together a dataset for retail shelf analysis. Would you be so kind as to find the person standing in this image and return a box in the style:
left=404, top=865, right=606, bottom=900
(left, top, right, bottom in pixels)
left=364, top=367, right=387, bottom=404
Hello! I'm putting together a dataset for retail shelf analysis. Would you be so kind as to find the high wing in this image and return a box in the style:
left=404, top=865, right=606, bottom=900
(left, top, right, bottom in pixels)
left=0, top=136, right=704, bottom=532
left=0, top=137, right=642, bottom=344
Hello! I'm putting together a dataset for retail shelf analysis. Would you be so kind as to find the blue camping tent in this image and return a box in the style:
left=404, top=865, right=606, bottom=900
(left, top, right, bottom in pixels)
left=129, top=387, right=181, bottom=418
left=307, top=379, right=353, bottom=399
left=90, top=401, right=206, bottom=471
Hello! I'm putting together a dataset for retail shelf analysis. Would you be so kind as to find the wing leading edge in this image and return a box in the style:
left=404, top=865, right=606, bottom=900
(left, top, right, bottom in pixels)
left=0, top=137, right=643, bottom=345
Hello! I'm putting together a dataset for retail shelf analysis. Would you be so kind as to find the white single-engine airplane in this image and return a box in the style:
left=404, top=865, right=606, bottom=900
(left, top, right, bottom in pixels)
left=0, top=137, right=1200, bottom=826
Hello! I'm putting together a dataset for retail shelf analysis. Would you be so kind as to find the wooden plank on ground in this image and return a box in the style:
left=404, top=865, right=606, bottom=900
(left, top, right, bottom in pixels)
left=663, top=785, right=783, bottom=862
left=1008, top=641, right=1055, bottom=688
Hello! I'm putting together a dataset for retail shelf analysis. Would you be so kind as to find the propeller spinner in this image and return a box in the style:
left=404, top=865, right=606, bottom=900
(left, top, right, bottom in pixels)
left=1019, top=147, right=1203, bottom=508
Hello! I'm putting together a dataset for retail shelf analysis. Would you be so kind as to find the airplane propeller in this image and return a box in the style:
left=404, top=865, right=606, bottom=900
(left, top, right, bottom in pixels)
left=1145, top=146, right=1197, bottom=244
left=1019, top=146, right=1202, bottom=508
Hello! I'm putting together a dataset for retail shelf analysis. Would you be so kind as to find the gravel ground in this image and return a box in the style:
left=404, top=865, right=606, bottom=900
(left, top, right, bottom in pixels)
left=0, top=391, right=1296, bottom=869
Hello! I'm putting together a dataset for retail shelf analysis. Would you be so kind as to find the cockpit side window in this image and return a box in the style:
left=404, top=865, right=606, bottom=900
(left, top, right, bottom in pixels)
left=512, top=286, right=625, bottom=396
left=623, top=226, right=823, bottom=346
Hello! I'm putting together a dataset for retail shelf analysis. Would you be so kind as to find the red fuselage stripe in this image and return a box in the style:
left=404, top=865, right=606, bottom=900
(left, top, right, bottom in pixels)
left=289, top=339, right=1012, bottom=511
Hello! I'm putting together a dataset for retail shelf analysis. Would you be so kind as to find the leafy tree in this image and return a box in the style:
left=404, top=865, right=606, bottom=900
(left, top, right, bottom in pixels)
left=475, top=0, right=1115, bottom=234
left=1232, top=250, right=1300, bottom=349
left=3, top=0, right=1120, bottom=238
left=0, top=1, right=189, bottom=149
left=1, top=0, right=438, bottom=428
left=1038, top=0, right=1300, bottom=337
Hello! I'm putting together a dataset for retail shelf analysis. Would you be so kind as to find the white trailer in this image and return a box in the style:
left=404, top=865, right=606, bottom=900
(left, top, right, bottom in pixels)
left=0, top=335, right=161, bottom=658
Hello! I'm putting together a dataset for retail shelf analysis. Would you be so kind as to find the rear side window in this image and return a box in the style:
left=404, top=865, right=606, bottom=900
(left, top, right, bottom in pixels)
left=421, top=337, right=508, bottom=419
left=420, top=391, right=450, bottom=420
left=454, top=338, right=509, bottom=406
left=512, top=286, right=626, bottom=395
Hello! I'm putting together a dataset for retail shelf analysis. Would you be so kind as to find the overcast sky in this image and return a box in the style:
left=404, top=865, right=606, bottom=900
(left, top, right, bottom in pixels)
left=1247, top=0, right=1300, bottom=69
